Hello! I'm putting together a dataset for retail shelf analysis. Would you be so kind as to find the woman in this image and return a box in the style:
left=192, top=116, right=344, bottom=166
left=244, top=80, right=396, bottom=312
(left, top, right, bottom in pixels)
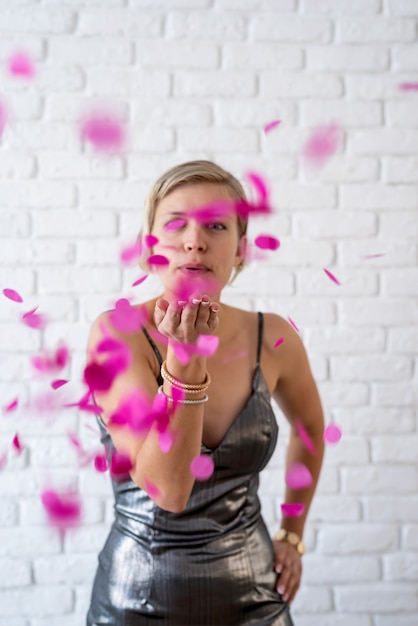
left=86, top=160, right=324, bottom=625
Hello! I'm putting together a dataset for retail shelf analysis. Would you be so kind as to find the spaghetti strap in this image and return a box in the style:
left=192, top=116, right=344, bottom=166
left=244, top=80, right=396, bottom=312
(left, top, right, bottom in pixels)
left=256, top=311, right=263, bottom=367
left=142, top=326, right=164, bottom=367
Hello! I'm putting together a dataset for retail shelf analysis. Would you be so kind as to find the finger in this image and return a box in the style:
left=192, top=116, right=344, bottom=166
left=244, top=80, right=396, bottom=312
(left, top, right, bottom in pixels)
left=207, top=303, right=220, bottom=331
left=162, top=300, right=184, bottom=333
left=195, top=295, right=211, bottom=327
left=154, top=299, right=169, bottom=327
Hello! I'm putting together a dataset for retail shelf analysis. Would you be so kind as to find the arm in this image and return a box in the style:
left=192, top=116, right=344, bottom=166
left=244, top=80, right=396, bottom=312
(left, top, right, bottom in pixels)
left=271, top=319, right=325, bottom=602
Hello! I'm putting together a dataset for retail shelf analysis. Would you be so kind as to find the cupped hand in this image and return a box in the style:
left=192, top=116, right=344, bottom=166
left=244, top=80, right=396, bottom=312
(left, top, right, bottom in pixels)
left=273, top=539, right=303, bottom=604
left=154, top=295, right=219, bottom=344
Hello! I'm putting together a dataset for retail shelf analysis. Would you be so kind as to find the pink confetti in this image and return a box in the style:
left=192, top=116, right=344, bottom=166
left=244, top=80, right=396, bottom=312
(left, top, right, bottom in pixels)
left=31, top=343, right=70, bottom=374
left=254, top=234, right=280, bottom=251
left=361, top=253, right=385, bottom=259
left=0, top=452, right=7, bottom=471
left=3, top=288, right=23, bottom=303
left=84, top=358, right=124, bottom=392
left=80, top=110, right=125, bottom=153
left=132, top=274, right=149, bottom=287
left=94, top=453, right=108, bottom=472
left=172, top=342, right=192, bottom=365
left=8, top=51, right=35, bottom=79
left=3, top=397, right=18, bottom=413
left=280, top=503, right=305, bottom=518
left=120, top=240, right=143, bottom=265
left=274, top=337, right=284, bottom=348
left=302, top=123, right=343, bottom=168
left=158, top=430, right=173, bottom=453
left=110, top=451, right=133, bottom=478
left=235, top=172, right=273, bottom=219
left=144, top=477, right=161, bottom=499
left=21, top=308, right=47, bottom=330
left=164, top=218, right=187, bottom=231
left=41, top=488, right=82, bottom=530
left=323, top=268, right=341, bottom=285
left=51, top=379, right=68, bottom=390
left=323, top=423, right=342, bottom=445
left=190, top=454, right=214, bottom=481
left=263, top=119, right=281, bottom=134
left=109, top=298, right=143, bottom=333
left=285, top=462, right=312, bottom=490
left=12, top=433, right=24, bottom=454
left=287, top=317, right=299, bottom=333
left=296, top=418, right=317, bottom=455
left=147, top=254, right=169, bottom=267
left=399, top=82, right=418, bottom=91
left=144, top=234, right=159, bottom=248
left=195, top=334, right=219, bottom=357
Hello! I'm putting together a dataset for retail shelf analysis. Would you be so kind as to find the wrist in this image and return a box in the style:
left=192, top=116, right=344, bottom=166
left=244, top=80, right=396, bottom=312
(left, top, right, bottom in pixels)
left=273, top=529, right=305, bottom=556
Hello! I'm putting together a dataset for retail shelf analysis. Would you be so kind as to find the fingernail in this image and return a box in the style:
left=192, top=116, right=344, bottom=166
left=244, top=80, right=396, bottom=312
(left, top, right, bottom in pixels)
left=210, top=304, right=220, bottom=312
left=278, top=585, right=285, bottom=595
left=192, top=298, right=202, bottom=305
left=177, top=300, right=187, bottom=306
left=274, top=564, right=282, bottom=574
left=201, top=297, right=210, bottom=305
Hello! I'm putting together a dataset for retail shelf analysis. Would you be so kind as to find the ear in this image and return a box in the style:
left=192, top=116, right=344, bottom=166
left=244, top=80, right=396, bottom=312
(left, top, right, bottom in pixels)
left=235, top=235, right=247, bottom=266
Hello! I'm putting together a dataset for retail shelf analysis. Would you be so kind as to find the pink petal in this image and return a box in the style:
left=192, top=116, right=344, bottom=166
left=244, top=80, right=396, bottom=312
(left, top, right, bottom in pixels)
left=147, top=254, right=169, bottom=267
left=80, top=110, right=125, bottom=153
left=323, top=268, right=341, bottom=285
left=110, top=451, right=133, bottom=477
left=0, top=452, right=7, bottom=471
left=190, top=454, right=215, bottom=481
left=263, top=120, right=281, bottom=133
left=280, top=503, right=305, bottom=517
left=120, top=240, right=143, bottom=265
left=144, top=477, right=161, bottom=498
left=296, top=418, right=317, bottom=455
left=195, top=334, right=219, bottom=357
left=83, top=357, right=125, bottom=392
left=41, top=488, right=82, bottom=529
left=3, top=397, right=19, bottom=413
left=132, top=274, right=149, bottom=287
left=158, top=430, right=173, bottom=453
left=109, top=298, right=143, bottom=333
left=164, top=218, right=187, bottom=231
left=287, top=316, right=299, bottom=333
left=190, top=200, right=235, bottom=224
left=3, top=288, right=23, bottom=303
left=8, top=51, right=35, bottom=79
left=172, top=274, right=221, bottom=304
left=171, top=342, right=192, bottom=365
left=245, top=171, right=268, bottom=202
left=12, top=433, right=24, bottom=454
left=94, top=453, right=108, bottom=472
left=21, top=310, right=47, bottom=330
left=399, top=82, right=418, bottom=91
left=144, top=234, right=159, bottom=248
left=324, top=423, right=342, bottom=445
left=274, top=337, right=284, bottom=348
left=302, top=123, right=343, bottom=168
left=254, top=234, right=280, bottom=251
left=285, top=462, right=313, bottom=490
left=361, top=253, right=385, bottom=259
left=67, top=430, right=83, bottom=451
left=51, top=379, right=68, bottom=390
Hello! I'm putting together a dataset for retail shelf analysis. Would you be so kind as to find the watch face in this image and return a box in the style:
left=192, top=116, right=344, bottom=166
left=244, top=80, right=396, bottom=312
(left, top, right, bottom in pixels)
left=287, top=532, right=299, bottom=546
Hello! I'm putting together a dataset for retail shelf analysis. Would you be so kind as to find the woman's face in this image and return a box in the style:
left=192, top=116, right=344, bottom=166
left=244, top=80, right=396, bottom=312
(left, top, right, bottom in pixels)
left=150, top=182, right=246, bottom=300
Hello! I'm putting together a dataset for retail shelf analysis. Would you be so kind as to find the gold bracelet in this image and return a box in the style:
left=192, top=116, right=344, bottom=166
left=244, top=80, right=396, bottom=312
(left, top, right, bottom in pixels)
left=158, top=385, right=208, bottom=405
left=161, top=360, right=211, bottom=392
left=273, top=529, right=305, bottom=556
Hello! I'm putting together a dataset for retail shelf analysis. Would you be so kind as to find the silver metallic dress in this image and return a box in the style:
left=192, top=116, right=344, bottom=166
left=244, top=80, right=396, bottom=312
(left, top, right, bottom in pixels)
left=87, top=313, right=294, bottom=625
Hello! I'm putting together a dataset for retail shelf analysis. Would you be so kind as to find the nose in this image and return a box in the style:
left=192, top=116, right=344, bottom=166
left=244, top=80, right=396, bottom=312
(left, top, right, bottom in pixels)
left=183, top=224, right=207, bottom=252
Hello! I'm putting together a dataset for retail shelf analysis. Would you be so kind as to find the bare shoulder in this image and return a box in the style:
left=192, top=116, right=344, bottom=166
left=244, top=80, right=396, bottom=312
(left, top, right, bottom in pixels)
left=262, top=312, right=305, bottom=359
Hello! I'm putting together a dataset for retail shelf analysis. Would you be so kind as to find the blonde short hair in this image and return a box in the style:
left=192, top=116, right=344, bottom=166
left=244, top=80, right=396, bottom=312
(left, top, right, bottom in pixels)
left=140, top=160, right=248, bottom=279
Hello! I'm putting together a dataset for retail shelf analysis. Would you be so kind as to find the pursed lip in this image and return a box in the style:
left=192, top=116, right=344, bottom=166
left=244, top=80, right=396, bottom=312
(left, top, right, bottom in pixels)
left=179, top=263, right=210, bottom=272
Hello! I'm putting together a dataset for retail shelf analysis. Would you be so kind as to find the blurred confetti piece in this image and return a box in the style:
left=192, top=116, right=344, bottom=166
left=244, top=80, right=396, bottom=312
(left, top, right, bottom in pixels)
left=132, top=274, right=149, bottom=287
left=12, top=433, right=24, bottom=454
left=164, top=218, right=187, bottom=231
left=144, top=477, right=161, bottom=499
left=274, top=337, right=284, bottom=348
left=324, top=423, right=342, bottom=445
left=285, top=462, right=312, bottom=490
left=302, top=123, right=343, bottom=168
left=3, top=397, right=18, bottom=413
left=80, top=110, right=125, bottom=153
left=287, top=317, right=299, bottom=333
left=280, top=503, right=305, bottom=517
left=51, top=379, right=68, bottom=390
left=399, top=82, right=418, bottom=91
left=22, top=308, right=47, bottom=330
left=84, top=358, right=125, bottom=392
left=109, top=298, right=143, bottom=333
left=263, top=119, right=281, bottom=134
left=144, top=234, right=159, bottom=248
left=3, top=288, right=23, bottom=303
left=172, top=341, right=192, bottom=365
left=196, top=334, right=219, bottom=357
left=8, top=51, right=35, bottom=79
left=110, top=451, right=133, bottom=477
left=362, top=253, right=385, bottom=259
left=255, top=234, right=280, bottom=251
left=41, top=488, right=82, bottom=530
left=147, top=254, right=169, bottom=267
left=190, top=454, right=214, bottom=481
left=120, top=240, right=143, bottom=266
left=158, top=430, right=173, bottom=454
left=0, top=452, right=7, bottom=471
left=94, top=453, right=108, bottom=472
left=31, top=343, right=70, bottom=374
left=323, top=268, right=341, bottom=285
left=296, top=418, right=317, bottom=455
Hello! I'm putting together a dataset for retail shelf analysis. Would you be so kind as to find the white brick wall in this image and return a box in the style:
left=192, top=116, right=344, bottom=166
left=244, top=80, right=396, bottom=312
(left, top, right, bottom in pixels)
left=0, top=1, right=417, bottom=625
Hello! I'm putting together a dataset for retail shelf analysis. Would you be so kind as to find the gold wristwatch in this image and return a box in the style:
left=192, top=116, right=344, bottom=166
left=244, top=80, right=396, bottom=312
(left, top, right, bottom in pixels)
left=273, top=529, right=305, bottom=556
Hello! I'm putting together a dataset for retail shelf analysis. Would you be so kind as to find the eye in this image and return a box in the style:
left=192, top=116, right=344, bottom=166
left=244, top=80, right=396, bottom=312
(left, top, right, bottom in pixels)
left=206, top=222, right=226, bottom=231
